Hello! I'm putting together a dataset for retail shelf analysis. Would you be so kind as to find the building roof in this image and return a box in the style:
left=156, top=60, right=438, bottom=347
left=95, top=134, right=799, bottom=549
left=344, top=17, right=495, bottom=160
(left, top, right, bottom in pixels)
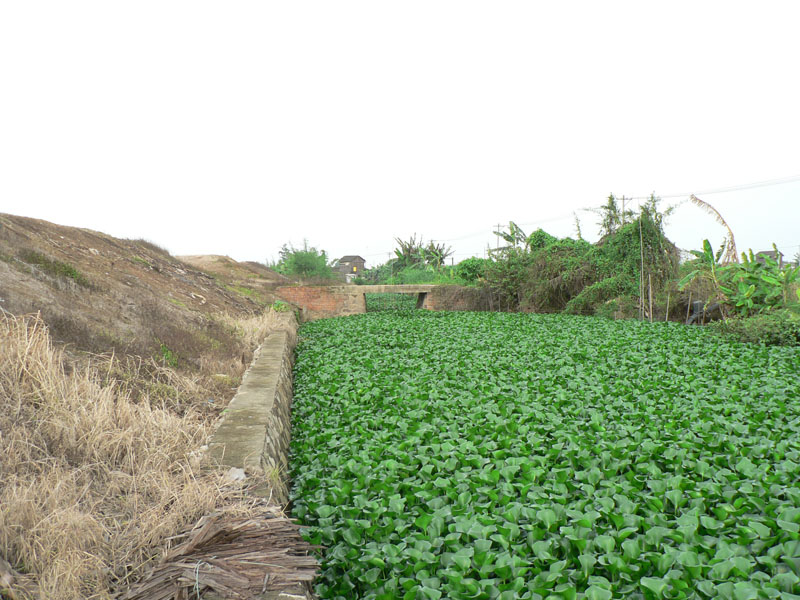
left=339, top=255, right=365, bottom=263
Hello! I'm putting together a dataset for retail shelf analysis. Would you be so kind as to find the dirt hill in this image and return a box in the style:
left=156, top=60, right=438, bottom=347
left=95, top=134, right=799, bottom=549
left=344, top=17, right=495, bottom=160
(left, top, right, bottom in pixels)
left=0, top=213, right=286, bottom=366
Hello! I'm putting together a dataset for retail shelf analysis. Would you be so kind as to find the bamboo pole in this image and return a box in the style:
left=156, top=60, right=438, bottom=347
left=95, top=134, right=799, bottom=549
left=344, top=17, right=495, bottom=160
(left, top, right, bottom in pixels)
left=639, top=218, right=645, bottom=321
left=665, top=292, right=670, bottom=322
left=686, top=291, right=692, bottom=323
left=648, top=273, right=653, bottom=323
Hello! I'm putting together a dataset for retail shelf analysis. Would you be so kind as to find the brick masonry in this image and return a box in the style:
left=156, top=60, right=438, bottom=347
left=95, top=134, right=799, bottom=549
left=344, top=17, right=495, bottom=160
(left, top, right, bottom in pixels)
left=276, top=284, right=490, bottom=320
left=425, top=285, right=492, bottom=312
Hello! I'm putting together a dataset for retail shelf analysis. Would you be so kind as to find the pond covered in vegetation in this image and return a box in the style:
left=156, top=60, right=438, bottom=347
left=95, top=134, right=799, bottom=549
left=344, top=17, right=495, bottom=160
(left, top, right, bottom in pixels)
left=290, top=311, right=800, bottom=599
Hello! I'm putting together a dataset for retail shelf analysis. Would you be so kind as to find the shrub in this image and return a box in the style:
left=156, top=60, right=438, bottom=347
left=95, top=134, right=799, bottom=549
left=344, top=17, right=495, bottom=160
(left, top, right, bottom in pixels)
left=358, top=263, right=464, bottom=285
left=526, top=228, right=558, bottom=251
left=275, top=241, right=336, bottom=279
left=454, top=257, right=490, bottom=284
left=521, top=238, right=602, bottom=312
left=484, top=204, right=679, bottom=316
left=483, top=247, right=535, bottom=310
left=564, top=273, right=636, bottom=315
left=712, top=309, right=800, bottom=346
left=681, top=241, right=800, bottom=318
left=271, top=300, right=291, bottom=312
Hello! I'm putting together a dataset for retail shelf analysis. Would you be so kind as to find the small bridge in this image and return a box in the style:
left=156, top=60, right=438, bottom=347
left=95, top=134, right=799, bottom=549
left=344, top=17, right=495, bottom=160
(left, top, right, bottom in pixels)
left=276, top=284, right=486, bottom=321
left=346, top=284, right=435, bottom=309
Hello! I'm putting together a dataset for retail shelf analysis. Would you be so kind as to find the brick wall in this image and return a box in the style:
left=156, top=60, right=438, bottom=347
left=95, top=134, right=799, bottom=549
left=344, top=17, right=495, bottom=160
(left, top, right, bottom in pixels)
left=426, top=286, right=491, bottom=312
left=276, top=286, right=366, bottom=321
left=278, top=285, right=489, bottom=320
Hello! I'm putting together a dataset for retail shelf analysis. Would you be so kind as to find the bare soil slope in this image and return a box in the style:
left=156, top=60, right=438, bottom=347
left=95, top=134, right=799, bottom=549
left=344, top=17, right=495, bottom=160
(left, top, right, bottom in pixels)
left=0, top=213, right=279, bottom=367
left=178, top=253, right=288, bottom=305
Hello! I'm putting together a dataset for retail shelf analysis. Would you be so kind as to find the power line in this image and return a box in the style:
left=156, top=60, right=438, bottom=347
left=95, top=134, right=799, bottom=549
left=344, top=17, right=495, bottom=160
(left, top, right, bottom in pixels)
left=624, top=174, right=800, bottom=201
left=430, top=228, right=495, bottom=243
left=363, top=174, right=799, bottom=265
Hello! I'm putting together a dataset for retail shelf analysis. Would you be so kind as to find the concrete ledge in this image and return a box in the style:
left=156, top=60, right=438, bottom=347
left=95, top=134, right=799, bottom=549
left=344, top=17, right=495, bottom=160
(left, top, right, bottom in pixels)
left=209, top=313, right=298, bottom=505
left=338, top=284, right=436, bottom=293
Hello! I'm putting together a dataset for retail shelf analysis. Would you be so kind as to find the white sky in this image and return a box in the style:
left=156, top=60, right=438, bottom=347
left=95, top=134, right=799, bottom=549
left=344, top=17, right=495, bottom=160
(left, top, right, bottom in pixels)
left=2, top=1, right=799, bottom=268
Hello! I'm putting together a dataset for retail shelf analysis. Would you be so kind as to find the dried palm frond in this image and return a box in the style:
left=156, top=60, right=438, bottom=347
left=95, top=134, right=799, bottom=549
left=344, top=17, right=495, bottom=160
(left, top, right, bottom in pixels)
left=689, top=195, right=739, bottom=264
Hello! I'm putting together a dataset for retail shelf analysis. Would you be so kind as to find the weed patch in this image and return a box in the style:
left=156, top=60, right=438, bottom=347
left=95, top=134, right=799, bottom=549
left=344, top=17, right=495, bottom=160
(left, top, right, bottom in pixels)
left=17, top=249, right=92, bottom=288
left=131, top=256, right=156, bottom=270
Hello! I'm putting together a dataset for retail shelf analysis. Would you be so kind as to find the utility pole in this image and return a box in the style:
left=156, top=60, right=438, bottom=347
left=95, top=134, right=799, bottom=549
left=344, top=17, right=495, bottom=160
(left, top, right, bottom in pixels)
left=494, top=223, right=503, bottom=251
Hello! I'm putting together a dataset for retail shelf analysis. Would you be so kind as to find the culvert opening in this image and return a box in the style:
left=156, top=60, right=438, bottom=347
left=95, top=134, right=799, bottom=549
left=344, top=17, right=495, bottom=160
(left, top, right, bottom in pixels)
left=364, top=292, right=423, bottom=312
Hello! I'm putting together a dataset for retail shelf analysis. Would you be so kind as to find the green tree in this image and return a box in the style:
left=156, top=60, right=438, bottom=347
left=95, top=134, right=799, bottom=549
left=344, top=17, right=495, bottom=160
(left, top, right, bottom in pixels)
left=455, top=257, right=490, bottom=283
left=393, top=235, right=453, bottom=270
left=393, top=234, right=424, bottom=269
left=492, top=221, right=528, bottom=251
left=422, top=241, right=454, bottom=269
left=592, top=194, right=636, bottom=238
left=275, top=240, right=335, bottom=279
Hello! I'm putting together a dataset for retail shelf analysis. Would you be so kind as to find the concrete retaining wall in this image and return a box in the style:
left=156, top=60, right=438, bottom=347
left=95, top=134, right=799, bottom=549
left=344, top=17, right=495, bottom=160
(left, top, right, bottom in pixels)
left=209, top=312, right=298, bottom=505
left=207, top=312, right=318, bottom=599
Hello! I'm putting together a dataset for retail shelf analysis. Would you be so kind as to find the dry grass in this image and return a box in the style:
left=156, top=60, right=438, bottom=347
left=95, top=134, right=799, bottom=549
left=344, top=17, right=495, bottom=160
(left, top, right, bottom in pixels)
left=0, top=310, right=274, bottom=600
left=214, top=309, right=297, bottom=353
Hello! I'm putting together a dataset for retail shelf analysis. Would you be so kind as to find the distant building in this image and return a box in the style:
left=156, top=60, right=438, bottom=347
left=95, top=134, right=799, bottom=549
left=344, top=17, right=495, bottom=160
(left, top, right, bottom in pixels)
left=337, top=255, right=366, bottom=282
left=755, top=250, right=784, bottom=268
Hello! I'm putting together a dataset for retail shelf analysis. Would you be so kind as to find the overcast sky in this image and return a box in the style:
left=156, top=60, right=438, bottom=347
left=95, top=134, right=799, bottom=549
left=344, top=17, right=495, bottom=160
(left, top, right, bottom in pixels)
left=2, top=1, right=799, bottom=268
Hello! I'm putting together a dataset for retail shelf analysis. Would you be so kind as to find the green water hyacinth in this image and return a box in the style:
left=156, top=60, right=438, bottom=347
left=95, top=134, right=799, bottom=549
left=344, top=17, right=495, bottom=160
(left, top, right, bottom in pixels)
left=290, top=311, right=800, bottom=599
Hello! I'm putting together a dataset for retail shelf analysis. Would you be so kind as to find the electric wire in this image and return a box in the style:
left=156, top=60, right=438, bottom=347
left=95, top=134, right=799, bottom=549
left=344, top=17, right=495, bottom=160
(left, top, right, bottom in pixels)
left=358, top=174, right=799, bottom=265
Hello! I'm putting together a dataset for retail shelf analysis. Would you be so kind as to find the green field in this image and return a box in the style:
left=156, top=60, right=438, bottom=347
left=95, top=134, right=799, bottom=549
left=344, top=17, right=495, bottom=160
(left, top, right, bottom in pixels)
left=290, top=311, right=800, bottom=600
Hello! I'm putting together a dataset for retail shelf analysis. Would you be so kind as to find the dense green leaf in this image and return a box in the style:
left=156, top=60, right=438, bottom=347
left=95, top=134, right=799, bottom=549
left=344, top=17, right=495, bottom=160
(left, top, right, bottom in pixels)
left=289, top=311, right=800, bottom=598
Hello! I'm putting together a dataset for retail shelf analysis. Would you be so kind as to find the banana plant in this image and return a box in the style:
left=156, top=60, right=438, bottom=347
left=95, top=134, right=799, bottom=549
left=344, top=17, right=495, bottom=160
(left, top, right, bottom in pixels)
left=678, top=239, right=729, bottom=318
left=722, top=246, right=800, bottom=316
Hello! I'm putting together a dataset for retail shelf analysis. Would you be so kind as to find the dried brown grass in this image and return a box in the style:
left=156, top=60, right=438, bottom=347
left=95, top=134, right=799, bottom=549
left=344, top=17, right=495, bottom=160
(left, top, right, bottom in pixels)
left=214, top=309, right=297, bottom=353
left=0, top=310, right=268, bottom=600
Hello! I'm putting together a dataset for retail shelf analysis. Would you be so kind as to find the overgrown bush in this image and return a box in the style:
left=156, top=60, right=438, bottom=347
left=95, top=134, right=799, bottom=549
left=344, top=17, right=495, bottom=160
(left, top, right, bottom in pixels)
left=454, top=257, right=490, bottom=284
left=599, top=209, right=679, bottom=292
left=526, top=228, right=557, bottom=251
left=565, top=273, right=636, bottom=315
left=274, top=241, right=336, bottom=279
left=711, top=309, right=800, bottom=346
left=521, top=238, right=602, bottom=312
left=483, top=248, right=535, bottom=310
left=483, top=203, right=679, bottom=316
